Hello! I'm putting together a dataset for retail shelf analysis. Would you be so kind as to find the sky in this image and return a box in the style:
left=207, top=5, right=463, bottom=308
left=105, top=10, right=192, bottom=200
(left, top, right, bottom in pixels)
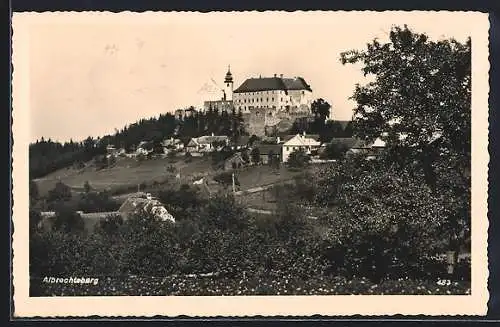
left=21, top=11, right=474, bottom=143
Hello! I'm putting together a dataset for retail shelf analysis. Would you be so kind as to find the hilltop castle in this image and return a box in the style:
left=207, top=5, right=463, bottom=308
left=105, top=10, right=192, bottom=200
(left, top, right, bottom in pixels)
left=203, top=66, right=314, bottom=137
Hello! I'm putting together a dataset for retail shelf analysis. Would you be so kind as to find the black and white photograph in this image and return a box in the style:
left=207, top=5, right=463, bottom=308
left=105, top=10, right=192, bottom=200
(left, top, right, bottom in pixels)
left=11, top=10, right=489, bottom=317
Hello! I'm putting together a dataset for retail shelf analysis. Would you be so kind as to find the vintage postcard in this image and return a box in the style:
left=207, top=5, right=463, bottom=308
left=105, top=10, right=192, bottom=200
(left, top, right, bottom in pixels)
left=12, top=11, right=490, bottom=317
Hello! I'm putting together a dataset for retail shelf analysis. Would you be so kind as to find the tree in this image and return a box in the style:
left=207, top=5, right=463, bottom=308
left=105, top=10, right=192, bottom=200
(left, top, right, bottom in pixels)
left=52, top=206, right=85, bottom=234
left=213, top=171, right=240, bottom=190
left=83, top=181, right=92, bottom=194
left=310, top=99, right=332, bottom=134
left=340, top=25, right=470, bottom=160
left=340, top=25, right=471, bottom=258
left=331, top=163, right=449, bottom=282
left=250, top=147, right=261, bottom=165
left=267, top=150, right=275, bottom=167
left=311, top=98, right=331, bottom=121
left=319, top=121, right=344, bottom=143
left=29, top=180, right=39, bottom=204
left=249, top=135, right=260, bottom=146
left=29, top=210, right=42, bottom=232
left=96, top=214, right=124, bottom=236
left=241, top=150, right=250, bottom=163
left=320, top=142, right=349, bottom=160
left=47, top=181, right=72, bottom=203
left=287, top=149, right=310, bottom=169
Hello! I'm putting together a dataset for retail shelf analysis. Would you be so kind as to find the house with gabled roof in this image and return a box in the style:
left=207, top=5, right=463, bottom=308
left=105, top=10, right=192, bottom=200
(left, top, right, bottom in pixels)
left=186, top=134, right=230, bottom=154
left=256, top=143, right=282, bottom=165
left=282, top=132, right=322, bottom=163
left=118, top=194, right=175, bottom=223
left=162, top=137, right=184, bottom=154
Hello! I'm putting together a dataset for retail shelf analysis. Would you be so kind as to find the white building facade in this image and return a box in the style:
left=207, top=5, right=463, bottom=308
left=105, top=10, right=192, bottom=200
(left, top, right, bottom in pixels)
left=233, top=75, right=313, bottom=113
left=282, top=133, right=321, bottom=163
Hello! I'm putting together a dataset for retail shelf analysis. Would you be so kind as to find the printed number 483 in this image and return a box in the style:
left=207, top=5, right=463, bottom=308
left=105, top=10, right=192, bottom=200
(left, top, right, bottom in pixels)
left=437, top=279, right=451, bottom=286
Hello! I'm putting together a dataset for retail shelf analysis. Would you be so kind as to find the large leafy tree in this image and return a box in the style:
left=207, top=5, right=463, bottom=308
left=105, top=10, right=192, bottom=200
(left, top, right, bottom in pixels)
left=340, top=25, right=470, bottom=158
left=339, top=25, right=471, bottom=259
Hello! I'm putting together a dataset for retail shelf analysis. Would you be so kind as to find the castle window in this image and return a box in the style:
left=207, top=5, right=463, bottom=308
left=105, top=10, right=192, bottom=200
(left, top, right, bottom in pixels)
left=266, top=98, right=268, bottom=102
left=302, top=91, right=305, bottom=95
left=261, top=98, right=263, bottom=102
left=272, top=98, right=274, bottom=101
left=281, top=98, right=283, bottom=102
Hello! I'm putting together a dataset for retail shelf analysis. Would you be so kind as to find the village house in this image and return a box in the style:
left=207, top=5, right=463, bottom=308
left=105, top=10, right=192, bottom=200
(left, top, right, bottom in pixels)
left=135, top=141, right=154, bottom=156
left=231, top=135, right=250, bottom=151
left=162, top=137, right=184, bottom=154
left=282, top=132, right=321, bottom=163
left=255, top=144, right=282, bottom=165
left=186, top=134, right=230, bottom=154
left=106, top=144, right=125, bottom=158
left=342, top=136, right=387, bottom=159
left=118, top=193, right=175, bottom=223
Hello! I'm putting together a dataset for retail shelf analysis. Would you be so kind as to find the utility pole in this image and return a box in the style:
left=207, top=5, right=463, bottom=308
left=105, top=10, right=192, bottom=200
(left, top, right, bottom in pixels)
left=232, top=172, right=236, bottom=194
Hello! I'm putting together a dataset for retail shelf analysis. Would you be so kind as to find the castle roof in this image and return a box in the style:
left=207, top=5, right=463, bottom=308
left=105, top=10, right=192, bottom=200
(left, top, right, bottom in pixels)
left=234, top=76, right=312, bottom=93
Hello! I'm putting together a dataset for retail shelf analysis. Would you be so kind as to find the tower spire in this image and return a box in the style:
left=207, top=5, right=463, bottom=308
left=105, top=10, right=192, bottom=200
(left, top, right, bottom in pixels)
left=224, top=65, right=234, bottom=102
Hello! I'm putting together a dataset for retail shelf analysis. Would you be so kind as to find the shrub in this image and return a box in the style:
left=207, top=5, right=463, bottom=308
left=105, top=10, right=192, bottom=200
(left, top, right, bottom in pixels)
left=250, top=147, right=260, bottom=165
left=78, top=191, right=120, bottom=213
left=213, top=171, right=240, bottom=190
left=96, top=214, right=124, bottom=236
left=29, top=210, right=42, bottom=232
left=287, top=148, right=310, bottom=169
left=47, top=181, right=72, bottom=203
left=320, top=142, right=349, bottom=160
left=52, top=206, right=85, bottom=234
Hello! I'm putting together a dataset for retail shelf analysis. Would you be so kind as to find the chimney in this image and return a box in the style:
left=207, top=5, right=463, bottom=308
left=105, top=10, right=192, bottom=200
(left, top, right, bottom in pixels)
left=276, top=136, right=281, bottom=144
left=303, top=130, right=306, bottom=137
left=274, top=74, right=277, bottom=77
left=280, top=74, right=283, bottom=78
left=211, top=132, right=214, bottom=137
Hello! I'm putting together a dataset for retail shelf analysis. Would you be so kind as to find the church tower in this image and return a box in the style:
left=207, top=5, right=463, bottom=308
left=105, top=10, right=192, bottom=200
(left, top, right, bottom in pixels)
left=224, top=65, right=233, bottom=101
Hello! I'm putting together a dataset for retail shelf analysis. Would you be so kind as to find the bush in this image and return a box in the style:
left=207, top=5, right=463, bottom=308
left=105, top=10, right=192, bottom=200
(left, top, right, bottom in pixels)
left=156, top=184, right=203, bottom=220
left=52, top=206, right=85, bottom=234
left=213, top=171, right=240, bottom=190
left=320, top=142, right=349, bottom=160
left=29, top=210, right=42, bottom=232
left=96, top=214, right=124, bottom=236
left=287, top=149, right=310, bottom=169
left=77, top=191, right=120, bottom=213
left=47, top=181, right=72, bottom=203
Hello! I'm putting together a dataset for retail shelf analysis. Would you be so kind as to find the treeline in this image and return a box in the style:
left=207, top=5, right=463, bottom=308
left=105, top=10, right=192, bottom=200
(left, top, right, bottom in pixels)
left=29, top=137, right=107, bottom=179
left=29, top=108, right=247, bottom=179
